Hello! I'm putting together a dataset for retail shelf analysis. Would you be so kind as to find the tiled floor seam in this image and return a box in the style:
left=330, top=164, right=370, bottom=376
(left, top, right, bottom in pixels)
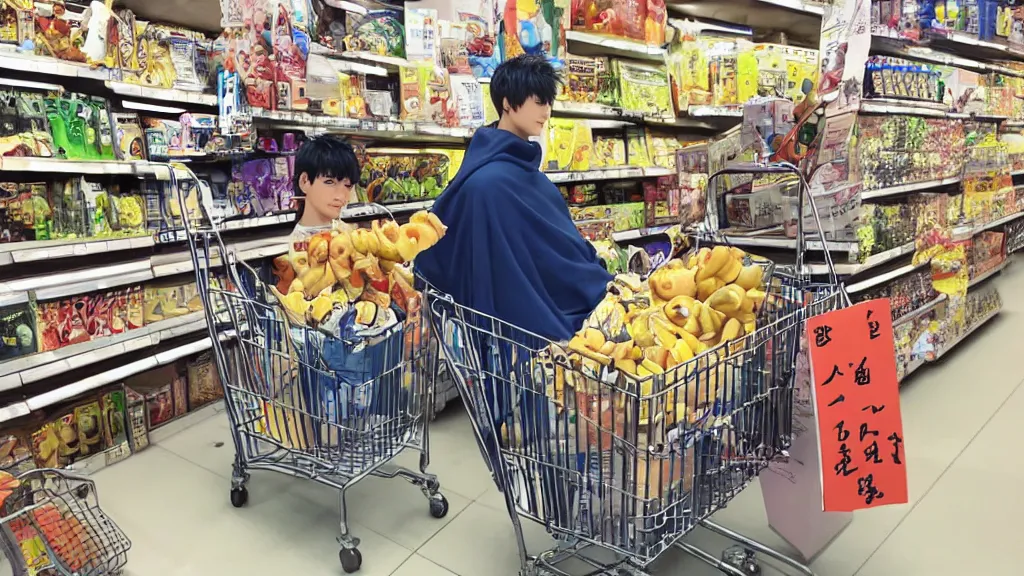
left=405, top=503, right=473, bottom=573
left=851, top=372, right=1024, bottom=576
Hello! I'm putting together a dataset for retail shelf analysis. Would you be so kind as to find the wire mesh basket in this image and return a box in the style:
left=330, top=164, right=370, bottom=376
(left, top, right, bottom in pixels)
left=0, top=469, right=130, bottom=576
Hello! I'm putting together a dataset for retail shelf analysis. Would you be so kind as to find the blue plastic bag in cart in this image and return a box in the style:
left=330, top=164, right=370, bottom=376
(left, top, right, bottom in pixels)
left=286, top=308, right=409, bottom=427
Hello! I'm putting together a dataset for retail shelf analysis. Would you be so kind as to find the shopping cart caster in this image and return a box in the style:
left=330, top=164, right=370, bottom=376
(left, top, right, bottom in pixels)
left=721, top=546, right=761, bottom=575
left=339, top=548, right=362, bottom=573
left=230, top=486, right=248, bottom=508
left=429, top=494, right=449, bottom=519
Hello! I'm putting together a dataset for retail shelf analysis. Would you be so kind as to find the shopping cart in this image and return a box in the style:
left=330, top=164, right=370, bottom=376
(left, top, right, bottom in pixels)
left=423, top=163, right=849, bottom=575
left=0, top=468, right=131, bottom=576
left=172, top=170, right=448, bottom=573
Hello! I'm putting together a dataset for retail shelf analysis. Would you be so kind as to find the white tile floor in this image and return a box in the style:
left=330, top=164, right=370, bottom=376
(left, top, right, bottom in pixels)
left=92, top=258, right=1024, bottom=576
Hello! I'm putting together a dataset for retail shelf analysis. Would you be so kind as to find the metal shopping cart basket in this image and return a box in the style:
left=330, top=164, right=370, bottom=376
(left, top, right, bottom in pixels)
left=0, top=469, right=131, bottom=575
left=171, top=170, right=448, bottom=573
left=423, top=163, right=850, bottom=575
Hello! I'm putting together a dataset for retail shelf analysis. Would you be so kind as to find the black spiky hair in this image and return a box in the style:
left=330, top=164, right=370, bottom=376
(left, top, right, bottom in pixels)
left=489, top=55, right=562, bottom=117
left=292, top=135, right=360, bottom=216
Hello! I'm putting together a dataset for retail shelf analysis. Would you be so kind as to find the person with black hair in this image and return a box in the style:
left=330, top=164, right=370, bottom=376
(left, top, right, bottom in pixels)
left=416, top=55, right=613, bottom=341
left=288, top=135, right=361, bottom=258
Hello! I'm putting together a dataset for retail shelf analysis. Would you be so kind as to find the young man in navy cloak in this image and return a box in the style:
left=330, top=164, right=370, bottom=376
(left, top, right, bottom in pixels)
left=416, top=55, right=613, bottom=341
left=416, top=56, right=613, bottom=525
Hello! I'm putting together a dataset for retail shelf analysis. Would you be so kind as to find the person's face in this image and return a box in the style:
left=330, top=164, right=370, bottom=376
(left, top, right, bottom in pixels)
left=299, top=173, right=354, bottom=222
left=504, top=96, right=551, bottom=138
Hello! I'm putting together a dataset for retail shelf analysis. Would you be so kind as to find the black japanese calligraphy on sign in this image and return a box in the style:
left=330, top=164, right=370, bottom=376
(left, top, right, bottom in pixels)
left=888, top=432, right=904, bottom=465
left=822, top=365, right=844, bottom=386
left=809, top=299, right=908, bottom=511
left=834, top=443, right=859, bottom=477
left=866, top=309, right=880, bottom=340
left=854, top=357, right=871, bottom=386
left=857, top=474, right=885, bottom=505
left=814, top=325, right=833, bottom=347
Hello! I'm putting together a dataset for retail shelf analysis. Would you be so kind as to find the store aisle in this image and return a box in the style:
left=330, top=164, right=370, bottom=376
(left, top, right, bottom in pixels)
left=92, top=259, right=1024, bottom=576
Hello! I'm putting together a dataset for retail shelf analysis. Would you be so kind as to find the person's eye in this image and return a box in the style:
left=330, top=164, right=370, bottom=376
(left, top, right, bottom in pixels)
left=322, top=179, right=336, bottom=185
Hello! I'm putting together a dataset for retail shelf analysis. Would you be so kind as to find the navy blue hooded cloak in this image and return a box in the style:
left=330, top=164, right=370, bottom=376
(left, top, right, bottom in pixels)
left=415, top=127, right=613, bottom=342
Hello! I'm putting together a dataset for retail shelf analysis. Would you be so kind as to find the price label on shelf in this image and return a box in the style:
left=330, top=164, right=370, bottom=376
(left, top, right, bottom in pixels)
left=808, top=299, right=908, bottom=512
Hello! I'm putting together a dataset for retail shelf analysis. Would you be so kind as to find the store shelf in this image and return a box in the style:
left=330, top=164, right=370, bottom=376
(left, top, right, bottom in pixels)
left=0, top=235, right=155, bottom=267
left=0, top=259, right=152, bottom=297
left=923, top=30, right=1024, bottom=66
left=860, top=99, right=968, bottom=119
left=901, top=356, right=927, bottom=382
left=612, top=225, right=672, bottom=242
left=968, top=258, right=1011, bottom=289
left=861, top=177, right=961, bottom=200
left=667, top=0, right=823, bottom=47
left=547, top=166, right=674, bottom=183
left=893, top=294, right=948, bottom=328
left=871, top=34, right=1024, bottom=79
left=845, top=260, right=929, bottom=293
left=0, top=50, right=115, bottom=81
left=0, top=156, right=138, bottom=175
left=151, top=236, right=291, bottom=277
left=687, top=105, right=745, bottom=118
left=553, top=101, right=644, bottom=120
left=0, top=312, right=207, bottom=390
left=20, top=333, right=230, bottom=417
left=104, top=81, right=217, bottom=106
left=803, top=242, right=916, bottom=276
left=935, top=307, right=1002, bottom=360
left=250, top=109, right=474, bottom=142
left=721, top=233, right=860, bottom=255
left=341, top=201, right=434, bottom=219
left=564, top=30, right=667, bottom=61
left=971, top=212, right=1024, bottom=235
left=337, top=50, right=409, bottom=71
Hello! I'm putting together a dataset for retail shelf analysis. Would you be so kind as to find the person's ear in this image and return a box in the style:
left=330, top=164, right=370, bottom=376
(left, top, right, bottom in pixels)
left=298, top=172, right=311, bottom=195
left=502, top=97, right=511, bottom=115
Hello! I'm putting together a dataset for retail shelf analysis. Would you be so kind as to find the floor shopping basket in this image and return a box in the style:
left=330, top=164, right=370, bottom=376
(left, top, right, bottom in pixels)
left=0, top=468, right=131, bottom=576
left=173, top=171, right=448, bottom=574
left=423, top=163, right=850, bottom=575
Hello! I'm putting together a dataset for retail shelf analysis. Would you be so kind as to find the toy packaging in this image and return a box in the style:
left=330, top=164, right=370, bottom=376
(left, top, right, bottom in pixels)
left=112, top=112, right=147, bottom=161
left=344, top=10, right=406, bottom=57
left=74, top=401, right=103, bottom=457
left=188, top=352, right=223, bottom=408
left=1, top=182, right=50, bottom=242
left=570, top=202, right=645, bottom=231
left=0, top=428, right=36, bottom=477
left=101, top=388, right=131, bottom=466
left=125, top=386, right=150, bottom=453
left=643, top=175, right=680, bottom=226
left=0, top=296, right=36, bottom=362
left=500, top=0, right=569, bottom=61
left=614, top=60, right=673, bottom=117
left=406, top=8, right=439, bottom=63
left=542, top=118, right=594, bottom=171
left=451, top=74, right=486, bottom=128
left=359, top=149, right=453, bottom=204
left=0, top=89, right=56, bottom=158
left=562, top=55, right=600, bottom=103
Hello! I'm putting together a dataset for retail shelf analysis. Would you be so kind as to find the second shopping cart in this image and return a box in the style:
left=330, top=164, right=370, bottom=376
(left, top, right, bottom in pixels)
left=176, top=174, right=448, bottom=574
left=424, top=163, right=847, bottom=576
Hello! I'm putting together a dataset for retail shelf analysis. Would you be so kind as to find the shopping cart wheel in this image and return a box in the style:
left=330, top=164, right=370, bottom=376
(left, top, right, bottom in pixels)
left=339, top=548, right=362, bottom=573
left=429, top=494, right=449, bottom=519
left=230, top=486, right=249, bottom=508
left=721, top=546, right=761, bottom=575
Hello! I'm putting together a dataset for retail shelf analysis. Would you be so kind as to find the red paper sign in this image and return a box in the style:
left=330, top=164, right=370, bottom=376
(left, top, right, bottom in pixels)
left=807, top=299, right=908, bottom=512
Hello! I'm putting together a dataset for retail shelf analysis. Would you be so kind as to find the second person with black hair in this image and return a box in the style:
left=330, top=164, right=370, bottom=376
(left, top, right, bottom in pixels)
left=415, top=55, right=613, bottom=342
